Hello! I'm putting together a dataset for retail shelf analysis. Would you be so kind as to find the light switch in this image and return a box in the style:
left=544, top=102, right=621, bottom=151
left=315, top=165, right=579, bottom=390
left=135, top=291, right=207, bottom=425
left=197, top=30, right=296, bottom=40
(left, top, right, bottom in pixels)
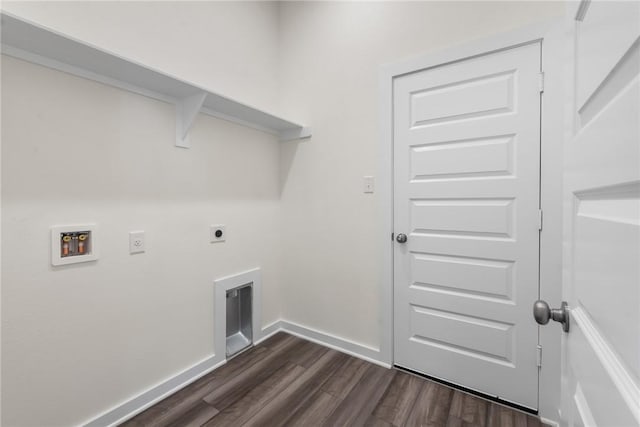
left=129, top=231, right=145, bottom=254
left=363, top=176, right=375, bottom=193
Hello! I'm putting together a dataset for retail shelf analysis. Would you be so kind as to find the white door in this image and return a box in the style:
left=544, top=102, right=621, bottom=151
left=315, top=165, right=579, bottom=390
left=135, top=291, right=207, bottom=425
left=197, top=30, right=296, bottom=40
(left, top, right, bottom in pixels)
left=561, top=1, right=640, bottom=425
left=393, top=43, right=542, bottom=409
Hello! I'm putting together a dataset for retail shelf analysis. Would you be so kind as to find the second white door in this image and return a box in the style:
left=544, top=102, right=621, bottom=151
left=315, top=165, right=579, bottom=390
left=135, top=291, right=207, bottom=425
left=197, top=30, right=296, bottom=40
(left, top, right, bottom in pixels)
left=393, top=42, right=541, bottom=409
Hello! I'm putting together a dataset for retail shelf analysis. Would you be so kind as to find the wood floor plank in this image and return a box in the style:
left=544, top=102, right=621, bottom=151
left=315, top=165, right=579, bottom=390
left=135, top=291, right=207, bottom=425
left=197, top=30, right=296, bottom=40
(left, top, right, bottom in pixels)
left=241, top=349, right=348, bottom=427
left=255, top=332, right=304, bottom=353
left=122, top=339, right=299, bottom=427
left=487, top=403, right=542, bottom=427
left=446, top=390, right=489, bottom=427
left=285, top=339, right=329, bottom=368
left=282, top=390, right=340, bottom=426
left=370, top=370, right=424, bottom=426
left=364, top=416, right=393, bottom=427
left=405, top=380, right=455, bottom=427
left=322, top=364, right=396, bottom=426
left=202, top=338, right=309, bottom=408
left=120, top=346, right=272, bottom=426
left=202, top=361, right=305, bottom=426
left=119, top=333, right=549, bottom=427
left=321, top=353, right=370, bottom=399
left=164, top=400, right=219, bottom=427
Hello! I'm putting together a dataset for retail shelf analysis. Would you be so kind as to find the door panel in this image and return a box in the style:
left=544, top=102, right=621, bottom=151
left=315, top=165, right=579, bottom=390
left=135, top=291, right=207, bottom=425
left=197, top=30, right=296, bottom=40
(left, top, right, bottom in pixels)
left=409, top=135, right=515, bottom=180
left=410, top=70, right=516, bottom=126
left=563, top=2, right=640, bottom=425
left=411, top=253, right=514, bottom=300
left=568, top=323, right=638, bottom=427
left=575, top=0, right=639, bottom=109
left=409, top=306, right=515, bottom=363
left=411, top=198, right=515, bottom=237
left=394, top=42, right=541, bottom=409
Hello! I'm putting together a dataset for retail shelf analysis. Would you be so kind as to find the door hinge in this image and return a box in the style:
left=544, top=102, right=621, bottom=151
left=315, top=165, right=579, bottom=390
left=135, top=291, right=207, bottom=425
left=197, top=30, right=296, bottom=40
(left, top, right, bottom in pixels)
left=539, top=72, right=545, bottom=93
left=538, top=209, right=543, bottom=230
left=537, top=345, right=542, bottom=367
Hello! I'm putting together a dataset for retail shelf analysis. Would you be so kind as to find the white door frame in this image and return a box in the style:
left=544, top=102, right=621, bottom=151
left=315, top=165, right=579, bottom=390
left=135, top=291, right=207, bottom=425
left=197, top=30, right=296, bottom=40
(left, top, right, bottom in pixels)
left=377, top=18, right=565, bottom=422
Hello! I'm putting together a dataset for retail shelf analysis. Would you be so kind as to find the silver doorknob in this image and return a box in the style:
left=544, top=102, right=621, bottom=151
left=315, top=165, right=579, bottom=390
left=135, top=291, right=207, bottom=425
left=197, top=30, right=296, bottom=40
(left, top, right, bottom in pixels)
left=396, top=233, right=407, bottom=243
left=533, top=300, right=570, bottom=332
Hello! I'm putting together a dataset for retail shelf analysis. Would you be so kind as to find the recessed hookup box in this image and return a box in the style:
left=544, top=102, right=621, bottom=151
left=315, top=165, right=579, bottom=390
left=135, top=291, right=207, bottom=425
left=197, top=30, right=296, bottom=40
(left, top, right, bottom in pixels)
left=51, top=225, right=98, bottom=266
left=226, top=284, right=253, bottom=358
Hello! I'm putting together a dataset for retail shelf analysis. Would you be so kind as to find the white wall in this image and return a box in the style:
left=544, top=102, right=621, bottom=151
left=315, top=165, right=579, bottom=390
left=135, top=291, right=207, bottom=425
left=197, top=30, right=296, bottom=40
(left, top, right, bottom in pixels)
left=1, top=1, right=280, bottom=110
left=1, top=1, right=567, bottom=425
left=1, top=2, right=283, bottom=426
left=277, top=0, right=563, bottom=349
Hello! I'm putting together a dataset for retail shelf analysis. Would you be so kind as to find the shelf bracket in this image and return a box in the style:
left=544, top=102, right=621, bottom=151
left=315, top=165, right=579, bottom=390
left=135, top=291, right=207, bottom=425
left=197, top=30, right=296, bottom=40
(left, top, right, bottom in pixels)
left=176, top=91, right=207, bottom=148
left=280, top=126, right=313, bottom=142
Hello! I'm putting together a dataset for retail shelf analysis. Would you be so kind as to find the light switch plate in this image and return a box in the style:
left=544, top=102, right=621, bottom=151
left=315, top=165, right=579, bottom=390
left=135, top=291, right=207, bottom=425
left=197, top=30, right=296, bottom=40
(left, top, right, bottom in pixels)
left=129, top=231, right=145, bottom=254
left=363, top=176, right=375, bottom=193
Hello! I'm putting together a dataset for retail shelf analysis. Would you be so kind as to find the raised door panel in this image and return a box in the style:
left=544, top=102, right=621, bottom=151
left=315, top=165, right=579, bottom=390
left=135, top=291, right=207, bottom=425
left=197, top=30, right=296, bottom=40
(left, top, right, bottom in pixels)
left=410, top=135, right=515, bottom=181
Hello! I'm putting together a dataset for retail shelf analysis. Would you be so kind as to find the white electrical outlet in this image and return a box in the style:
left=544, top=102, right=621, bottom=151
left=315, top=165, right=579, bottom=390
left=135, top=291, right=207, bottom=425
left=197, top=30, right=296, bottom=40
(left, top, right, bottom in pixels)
left=129, top=231, right=145, bottom=254
left=210, top=225, right=226, bottom=243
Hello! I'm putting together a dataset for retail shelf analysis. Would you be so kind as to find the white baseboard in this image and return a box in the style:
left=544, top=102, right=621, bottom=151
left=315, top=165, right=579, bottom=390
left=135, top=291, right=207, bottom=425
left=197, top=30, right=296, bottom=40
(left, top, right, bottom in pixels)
left=255, top=319, right=283, bottom=344
left=82, top=355, right=225, bottom=427
left=279, top=320, right=390, bottom=368
left=82, top=319, right=387, bottom=427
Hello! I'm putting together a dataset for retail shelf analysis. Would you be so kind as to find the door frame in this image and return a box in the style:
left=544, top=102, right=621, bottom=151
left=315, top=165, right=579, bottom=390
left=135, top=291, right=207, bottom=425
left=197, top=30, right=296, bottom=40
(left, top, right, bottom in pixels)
left=377, top=18, right=565, bottom=423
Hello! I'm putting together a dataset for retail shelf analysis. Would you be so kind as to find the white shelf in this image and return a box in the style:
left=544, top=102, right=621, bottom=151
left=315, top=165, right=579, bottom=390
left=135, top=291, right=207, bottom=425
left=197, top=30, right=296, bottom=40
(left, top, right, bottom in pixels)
left=0, top=12, right=311, bottom=148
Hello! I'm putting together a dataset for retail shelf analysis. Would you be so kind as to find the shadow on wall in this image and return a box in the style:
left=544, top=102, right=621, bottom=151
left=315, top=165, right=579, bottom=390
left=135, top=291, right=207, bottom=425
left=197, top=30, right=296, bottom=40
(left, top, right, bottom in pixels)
left=1, top=55, right=284, bottom=205
left=279, top=139, right=301, bottom=197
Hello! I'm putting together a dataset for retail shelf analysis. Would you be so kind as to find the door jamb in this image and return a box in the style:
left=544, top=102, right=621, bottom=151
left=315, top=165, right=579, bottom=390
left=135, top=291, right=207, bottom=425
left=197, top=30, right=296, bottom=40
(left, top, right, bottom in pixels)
left=377, top=18, right=565, bottom=423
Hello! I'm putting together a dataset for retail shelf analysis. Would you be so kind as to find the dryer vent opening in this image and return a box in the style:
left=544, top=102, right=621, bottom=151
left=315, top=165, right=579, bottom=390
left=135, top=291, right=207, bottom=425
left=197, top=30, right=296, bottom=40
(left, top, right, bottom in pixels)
left=226, top=284, right=252, bottom=358
left=215, top=268, right=261, bottom=361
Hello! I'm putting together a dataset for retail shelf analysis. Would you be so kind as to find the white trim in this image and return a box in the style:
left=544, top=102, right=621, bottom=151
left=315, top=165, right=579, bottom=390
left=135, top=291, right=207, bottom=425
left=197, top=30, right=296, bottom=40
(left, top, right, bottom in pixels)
left=214, top=268, right=263, bottom=359
left=575, top=0, right=591, bottom=22
left=572, top=307, right=640, bottom=424
left=280, top=126, right=313, bottom=142
left=279, top=320, right=391, bottom=369
left=254, top=320, right=283, bottom=345
left=81, top=356, right=226, bottom=427
left=81, top=317, right=278, bottom=427
left=1, top=12, right=310, bottom=145
left=377, top=43, right=398, bottom=374
left=2, top=45, right=311, bottom=142
left=537, top=20, right=566, bottom=423
left=540, top=417, right=561, bottom=427
left=1, top=44, right=176, bottom=104
left=80, top=317, right=389, bottom=426
left=379, top=21, right=553, bottom=79
left=200, top=106, right=279, bottom=136
left=574, top=384, right=597, bottom=427
left=378, top=18, right=565, bottom=422
left=378, top=56, right=395, bottom=366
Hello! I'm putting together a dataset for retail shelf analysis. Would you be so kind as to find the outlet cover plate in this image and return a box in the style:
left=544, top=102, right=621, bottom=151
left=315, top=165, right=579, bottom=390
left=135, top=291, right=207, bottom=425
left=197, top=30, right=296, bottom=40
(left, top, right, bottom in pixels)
left=129, top=231, right=145, bottom=254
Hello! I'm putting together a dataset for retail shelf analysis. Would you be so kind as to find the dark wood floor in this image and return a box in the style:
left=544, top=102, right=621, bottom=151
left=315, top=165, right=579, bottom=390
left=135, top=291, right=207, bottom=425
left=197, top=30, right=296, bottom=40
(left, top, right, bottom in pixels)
left=121, top=332, right=547, bottom=427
